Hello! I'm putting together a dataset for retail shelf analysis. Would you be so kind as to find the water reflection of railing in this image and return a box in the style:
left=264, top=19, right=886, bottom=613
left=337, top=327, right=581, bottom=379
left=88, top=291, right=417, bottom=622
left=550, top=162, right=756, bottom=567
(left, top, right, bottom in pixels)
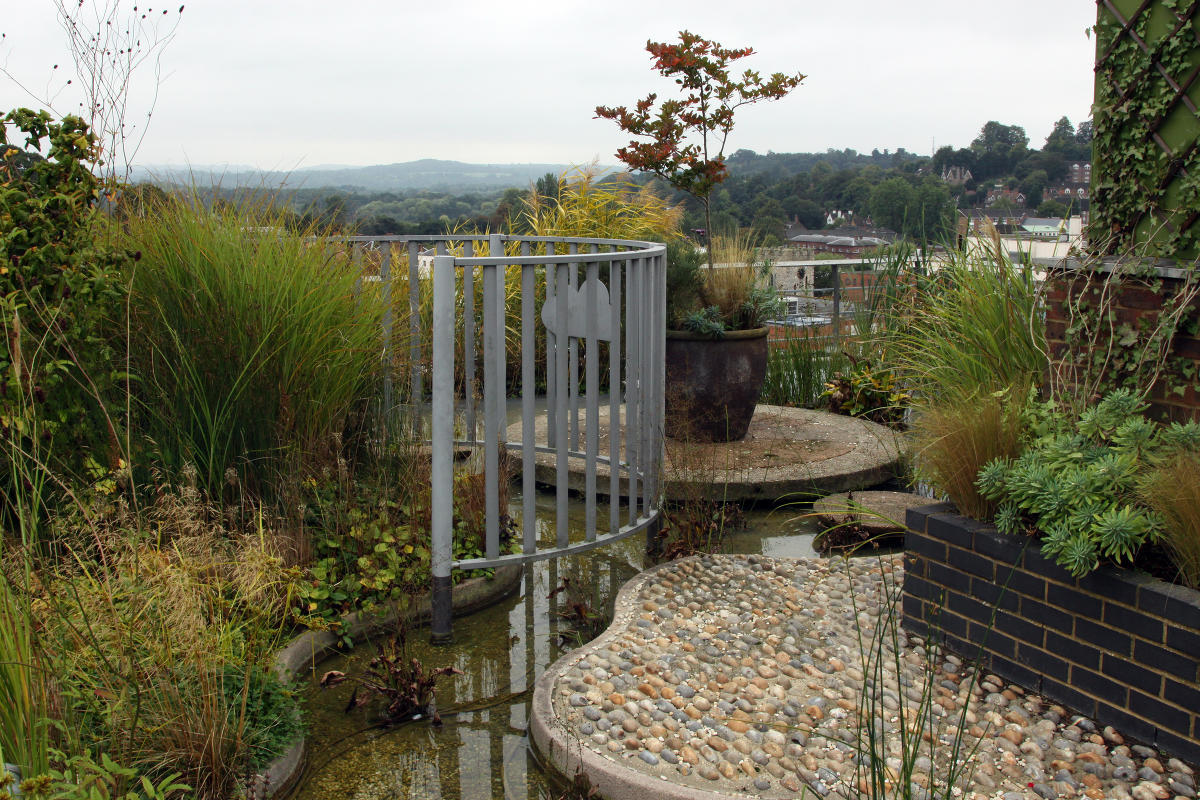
left=299, top=534, right=636, bottom=800
left=337, top=234, right=666, bottom=644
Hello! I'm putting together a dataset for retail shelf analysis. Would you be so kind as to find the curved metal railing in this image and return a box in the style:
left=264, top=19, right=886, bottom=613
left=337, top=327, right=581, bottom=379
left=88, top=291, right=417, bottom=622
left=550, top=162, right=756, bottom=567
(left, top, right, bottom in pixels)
left=338, top=234, right=666, bottom=641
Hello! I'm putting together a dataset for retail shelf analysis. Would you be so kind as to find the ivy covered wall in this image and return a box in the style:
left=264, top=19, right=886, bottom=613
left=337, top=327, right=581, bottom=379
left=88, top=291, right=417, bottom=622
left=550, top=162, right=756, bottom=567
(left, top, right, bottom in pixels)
left=1091, top=0, right=1200, bottom=260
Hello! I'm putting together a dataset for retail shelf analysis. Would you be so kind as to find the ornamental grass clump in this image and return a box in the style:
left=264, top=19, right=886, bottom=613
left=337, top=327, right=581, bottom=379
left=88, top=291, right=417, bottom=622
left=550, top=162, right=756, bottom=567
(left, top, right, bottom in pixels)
left=876, top=239, right=1044, bottom=518
left=520, top=168, right=682, bottom=243
left=667, top=231, right=783, bottom=335
left=977, top=389, right=1200, bottom=577
left=1139, top=451, right=1200, bottom=589
left=121, top=192, right=386, bottom=501
left=39, top=523, right=301, bottom=799
left=879, top=240, right=1045, bottom=405
left=910, top=388, right=1026, bottom=520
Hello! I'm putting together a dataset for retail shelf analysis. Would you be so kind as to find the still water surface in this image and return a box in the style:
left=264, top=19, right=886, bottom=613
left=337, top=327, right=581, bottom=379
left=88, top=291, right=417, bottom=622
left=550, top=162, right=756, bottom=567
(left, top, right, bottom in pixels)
left=293, top=497, right=819, bottom=800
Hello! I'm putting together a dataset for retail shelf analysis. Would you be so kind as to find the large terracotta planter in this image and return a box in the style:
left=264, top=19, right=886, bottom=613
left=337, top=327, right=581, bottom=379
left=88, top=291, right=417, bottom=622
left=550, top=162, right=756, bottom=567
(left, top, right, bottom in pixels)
left=664, top=327, right=768, bottom=442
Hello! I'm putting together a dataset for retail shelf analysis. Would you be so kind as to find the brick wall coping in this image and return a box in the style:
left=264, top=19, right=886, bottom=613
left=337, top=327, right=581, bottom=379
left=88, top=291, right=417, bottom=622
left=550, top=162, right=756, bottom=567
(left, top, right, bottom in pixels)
left=1044, top=256, right=1198, bottom=281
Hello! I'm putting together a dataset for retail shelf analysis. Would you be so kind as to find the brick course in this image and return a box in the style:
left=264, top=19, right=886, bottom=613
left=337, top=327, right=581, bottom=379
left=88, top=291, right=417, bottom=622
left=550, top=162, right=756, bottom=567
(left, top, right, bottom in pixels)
left=904, top=503, right=1200, bottom=764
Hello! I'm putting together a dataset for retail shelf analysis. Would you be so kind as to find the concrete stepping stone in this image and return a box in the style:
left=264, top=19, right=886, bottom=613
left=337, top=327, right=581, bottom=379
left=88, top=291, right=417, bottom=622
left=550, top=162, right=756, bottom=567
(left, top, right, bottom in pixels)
left=811, top=489, right=931, bottom=534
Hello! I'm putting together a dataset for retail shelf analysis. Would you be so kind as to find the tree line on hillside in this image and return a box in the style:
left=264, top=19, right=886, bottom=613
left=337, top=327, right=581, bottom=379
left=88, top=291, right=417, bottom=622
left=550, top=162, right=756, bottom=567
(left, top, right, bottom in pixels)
left=136, top=116, right=1090, bottom=245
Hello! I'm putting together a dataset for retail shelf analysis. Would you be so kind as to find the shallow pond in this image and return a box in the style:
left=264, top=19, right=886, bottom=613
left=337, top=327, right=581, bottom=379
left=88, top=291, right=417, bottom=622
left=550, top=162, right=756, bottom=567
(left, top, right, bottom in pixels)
left=291, top=499, right=819, bottom=800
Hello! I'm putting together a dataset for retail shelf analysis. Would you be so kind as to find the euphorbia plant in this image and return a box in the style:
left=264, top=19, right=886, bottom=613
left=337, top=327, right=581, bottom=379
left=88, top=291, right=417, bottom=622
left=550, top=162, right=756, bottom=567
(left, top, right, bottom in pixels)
left=596, top=31, right=803, bottom=270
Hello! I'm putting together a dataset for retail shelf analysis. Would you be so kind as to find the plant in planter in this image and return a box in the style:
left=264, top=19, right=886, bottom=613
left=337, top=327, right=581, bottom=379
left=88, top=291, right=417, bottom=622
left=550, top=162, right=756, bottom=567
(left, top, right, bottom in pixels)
left=977, top=389, right=1200, bottom=577
left=662, top=235, right=783, bottom=440
left=597, top=32, right=802, bottom=442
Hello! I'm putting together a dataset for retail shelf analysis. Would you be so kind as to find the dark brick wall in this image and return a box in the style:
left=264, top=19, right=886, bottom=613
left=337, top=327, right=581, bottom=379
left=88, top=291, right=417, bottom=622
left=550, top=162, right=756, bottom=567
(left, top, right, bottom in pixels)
left=1044, top=267, right=1200, bottom=422
left=903, top=503, right=1200, bottom=764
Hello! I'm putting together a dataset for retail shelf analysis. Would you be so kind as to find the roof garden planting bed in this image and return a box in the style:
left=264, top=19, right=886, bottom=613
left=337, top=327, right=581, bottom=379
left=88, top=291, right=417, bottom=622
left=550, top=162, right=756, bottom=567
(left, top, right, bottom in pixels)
left=903, top=503, right=1200, bottom=766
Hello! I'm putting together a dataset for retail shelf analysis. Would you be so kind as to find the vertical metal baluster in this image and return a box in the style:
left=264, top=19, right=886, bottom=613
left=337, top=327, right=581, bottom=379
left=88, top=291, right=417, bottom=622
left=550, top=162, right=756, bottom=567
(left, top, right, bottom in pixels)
left=639, top=254, right=652, bottom=519
left=627, top=256, right=641, bottom=523
left=407, top=241, right=421, bottom=437
left=485, top=233, right=506, bottom=561
left=435, top=240, right=452, bottom=429
left=584, top=255, right=599, bottom=543
left=430, top=253, right=456, bottom=644
left=545, top=243, right=557, bottom=450
left=483, top=244, right=499, bottom=563
left=492, top=233, right=507, bottom=451
left=380, top=241, right=393, bottom=430
left=555, top=259, right=570, bottom=550
left=520, top=242, right=536, bottom=555
left=568, top=243, right=579, bottom=452
left=464, top=239, right=476, bottom=443
left=657, top=248, right=667, bottom=506
left=609, top=256, right=622, bottom=537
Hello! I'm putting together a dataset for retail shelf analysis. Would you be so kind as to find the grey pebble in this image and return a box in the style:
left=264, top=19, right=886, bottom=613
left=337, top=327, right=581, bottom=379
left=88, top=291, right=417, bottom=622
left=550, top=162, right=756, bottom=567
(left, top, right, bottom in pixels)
left=1170, top=780, right=1196, bottom=798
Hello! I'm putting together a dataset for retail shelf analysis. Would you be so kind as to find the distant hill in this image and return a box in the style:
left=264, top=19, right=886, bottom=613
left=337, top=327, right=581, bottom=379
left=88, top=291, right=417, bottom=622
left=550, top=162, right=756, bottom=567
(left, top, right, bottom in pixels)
left=130, top=158, right=598, bottom=192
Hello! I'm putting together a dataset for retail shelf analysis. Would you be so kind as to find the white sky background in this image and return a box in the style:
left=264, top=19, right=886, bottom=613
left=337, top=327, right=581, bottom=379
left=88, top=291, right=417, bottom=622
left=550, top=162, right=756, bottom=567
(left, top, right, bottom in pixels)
left=1, top=1, right=1098, bottom=170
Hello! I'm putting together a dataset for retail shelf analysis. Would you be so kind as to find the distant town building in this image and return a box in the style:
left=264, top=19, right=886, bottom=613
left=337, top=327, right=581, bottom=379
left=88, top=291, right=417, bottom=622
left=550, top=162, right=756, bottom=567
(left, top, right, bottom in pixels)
left=1044, top=162, right=1091, bottom=206
left=1020, top=217, right=1068, bottom=237
left=787, top=226, right=897, bottom=257
left=964, top=208, right=1030, bottom=233
left=957, top=212, right=1085, bottom=266
left=941, top=166, right=974, bottom=186
left=985, top=185, right=1027, bottom=207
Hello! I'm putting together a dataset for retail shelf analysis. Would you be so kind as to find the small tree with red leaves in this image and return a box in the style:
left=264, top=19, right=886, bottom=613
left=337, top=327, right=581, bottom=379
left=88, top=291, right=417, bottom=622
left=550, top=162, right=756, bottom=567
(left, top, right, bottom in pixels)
left=596, top=31, right=803, bottom=269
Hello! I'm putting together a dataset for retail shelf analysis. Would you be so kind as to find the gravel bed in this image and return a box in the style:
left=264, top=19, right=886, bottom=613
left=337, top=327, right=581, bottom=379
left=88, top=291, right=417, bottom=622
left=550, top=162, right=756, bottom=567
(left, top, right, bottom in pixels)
left=547, top=554, right=1197, bottom=800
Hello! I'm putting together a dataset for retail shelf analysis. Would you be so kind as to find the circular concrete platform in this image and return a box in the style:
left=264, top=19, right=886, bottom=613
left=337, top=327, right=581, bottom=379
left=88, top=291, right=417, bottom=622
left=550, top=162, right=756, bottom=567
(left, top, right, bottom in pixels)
left=506, top=405, right=902, bottom=503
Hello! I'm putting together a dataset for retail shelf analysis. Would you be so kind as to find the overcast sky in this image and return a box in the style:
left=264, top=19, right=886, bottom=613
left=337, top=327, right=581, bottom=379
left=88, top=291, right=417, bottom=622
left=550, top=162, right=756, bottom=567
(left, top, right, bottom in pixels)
left=1, top=1, right=1098, bottom=170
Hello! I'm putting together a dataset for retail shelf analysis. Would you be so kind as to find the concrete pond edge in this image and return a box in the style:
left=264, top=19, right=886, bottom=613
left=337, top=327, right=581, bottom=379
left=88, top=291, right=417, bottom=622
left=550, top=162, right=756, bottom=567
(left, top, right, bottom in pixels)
left=531, top=557, right=778, bottom=800
left=251, top=564, right=523, bottom=798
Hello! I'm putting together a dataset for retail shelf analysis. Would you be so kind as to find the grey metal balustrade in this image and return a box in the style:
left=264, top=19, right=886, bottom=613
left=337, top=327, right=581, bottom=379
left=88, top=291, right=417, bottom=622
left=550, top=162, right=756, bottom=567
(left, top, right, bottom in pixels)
left=339, top=233, right=666, bottom=643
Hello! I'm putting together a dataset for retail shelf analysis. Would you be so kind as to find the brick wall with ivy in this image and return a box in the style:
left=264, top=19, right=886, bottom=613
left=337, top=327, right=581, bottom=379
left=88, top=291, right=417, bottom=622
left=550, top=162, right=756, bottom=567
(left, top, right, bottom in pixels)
left=1045, top=266, right=1200, bottom=422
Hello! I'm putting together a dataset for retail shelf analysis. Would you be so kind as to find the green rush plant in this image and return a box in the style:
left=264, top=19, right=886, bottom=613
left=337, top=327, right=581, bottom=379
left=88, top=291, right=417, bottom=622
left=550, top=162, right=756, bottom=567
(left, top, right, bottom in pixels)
left=41, top=526, right=301, bottom=800
left=846, top=556, right=986, bottom=800
left=0, top=569, right=54, bottom=781
left=120, top=192, right=386, bottom=500
left=761, top=330, right=850, bottom=409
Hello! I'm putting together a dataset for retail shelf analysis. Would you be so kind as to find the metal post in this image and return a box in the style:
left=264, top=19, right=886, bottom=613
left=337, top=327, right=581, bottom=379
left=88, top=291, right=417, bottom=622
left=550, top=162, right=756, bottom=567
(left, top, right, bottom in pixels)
left=430, top=253, right=456, bottom=645
left=483, top=236, right=501, bottom=562
left=554, top=261, right=570, bottom=549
